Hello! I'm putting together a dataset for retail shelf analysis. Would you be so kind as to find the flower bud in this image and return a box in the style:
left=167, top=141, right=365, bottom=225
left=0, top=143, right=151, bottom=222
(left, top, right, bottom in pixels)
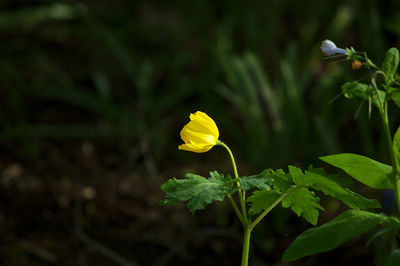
left=179, top=111, right=219, bottom=153
left=321, top=40, right=346, bottom=56
left=352, top=60, right=363, bottom=70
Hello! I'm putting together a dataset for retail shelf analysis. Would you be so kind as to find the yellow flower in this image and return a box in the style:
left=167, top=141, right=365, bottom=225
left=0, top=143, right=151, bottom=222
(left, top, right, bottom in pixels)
left=179, top=111, right=219, bottom=153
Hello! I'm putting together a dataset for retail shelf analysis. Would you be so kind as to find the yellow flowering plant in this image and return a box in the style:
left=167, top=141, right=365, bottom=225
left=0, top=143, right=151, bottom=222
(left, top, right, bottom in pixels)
left=161, top=110, right=382, bottom=266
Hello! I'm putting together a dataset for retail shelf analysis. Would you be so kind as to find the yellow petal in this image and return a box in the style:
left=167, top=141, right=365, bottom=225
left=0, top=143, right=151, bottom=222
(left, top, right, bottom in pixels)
left=189, top=112, right=219, bottom=137
left=178, top=143, right=213, bottom=153
left=182, top=128, right=217, bottom=145
left=191, top=112, right=218, bottom=129
left=195, top=111, right=217, bottom=125
left=180, top=129, right=191, bottom=144
left=180, top=125, right=205, bottom=144
left=186, top=120, right=216, bottom=136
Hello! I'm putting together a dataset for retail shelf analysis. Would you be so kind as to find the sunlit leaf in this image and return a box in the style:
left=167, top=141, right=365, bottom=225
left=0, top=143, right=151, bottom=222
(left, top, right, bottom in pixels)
left=288, top=165, right=305, bottom=185
left=320, top=153, right=393, bottom=189
left=302, top=167, right=381, bottom=209
left=265, top=169, right=292, bottom=193
left=282, top=187, right=323, bottom=225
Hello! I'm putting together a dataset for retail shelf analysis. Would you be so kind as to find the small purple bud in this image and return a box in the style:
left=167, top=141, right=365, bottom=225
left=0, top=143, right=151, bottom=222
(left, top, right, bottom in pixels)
left=321, top=40, right=346, bottom=56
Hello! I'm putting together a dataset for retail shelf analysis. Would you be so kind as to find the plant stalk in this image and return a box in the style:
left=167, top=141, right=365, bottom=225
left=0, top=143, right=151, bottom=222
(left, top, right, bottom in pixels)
left=227, top=195, right=245, bottom=226
left=218, top=140, right=249, bottom=225
left=218, top=140, right=251, bottom=266
left=250, top=192, right=288, bottom=230
left=241, top=228, right=251, bottom=266
left=380, top=102, right=400, bottom=215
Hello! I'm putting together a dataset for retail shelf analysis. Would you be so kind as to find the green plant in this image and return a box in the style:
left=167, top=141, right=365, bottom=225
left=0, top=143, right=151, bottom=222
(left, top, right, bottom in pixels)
left=160, top=111, right=380, bottom=266
left=283, top=42, right=400, bottom=265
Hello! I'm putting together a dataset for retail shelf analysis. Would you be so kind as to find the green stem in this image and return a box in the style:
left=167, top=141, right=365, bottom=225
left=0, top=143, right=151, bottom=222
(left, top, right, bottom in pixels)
left=380, top=102, right=400, bottom=214
left=227, top=195, right=245, bottom=226
left=217, top=140, right=249, bottom=226
left=241, top=228, right=251, bottom=266
left=249, top=192, right=288, bottom=230
left=217, top=140, right=251, bottom=266
left=217, top=140, right=239, bottom=178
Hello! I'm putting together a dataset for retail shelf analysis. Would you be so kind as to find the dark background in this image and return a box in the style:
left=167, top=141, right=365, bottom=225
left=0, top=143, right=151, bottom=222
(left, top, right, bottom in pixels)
left=1, top=0, right=400, bottom=265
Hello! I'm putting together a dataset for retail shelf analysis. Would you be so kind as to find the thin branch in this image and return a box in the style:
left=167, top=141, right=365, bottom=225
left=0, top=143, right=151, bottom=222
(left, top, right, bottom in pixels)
left=249, top=193, right=288, bottom=230
left=227, top=195, right=245, bottom=226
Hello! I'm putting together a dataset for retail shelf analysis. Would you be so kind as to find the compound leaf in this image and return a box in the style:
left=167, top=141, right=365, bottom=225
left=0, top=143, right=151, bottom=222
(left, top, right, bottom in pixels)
left=265, top=169, right=292, bottom=193
left=282, top=187, right=323, bottom=225
left=240, top=171, right=272, bottom=191
left=160, top=171, right=232, bottom=213
left=247, top=189, right=281, bottom=216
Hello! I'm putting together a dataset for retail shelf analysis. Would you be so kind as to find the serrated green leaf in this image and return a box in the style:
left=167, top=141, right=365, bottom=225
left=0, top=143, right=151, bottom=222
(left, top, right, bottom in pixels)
left=247, top=189, right=281, bottom=216
left=288, top=165, right=305, bottom=185
left=393, top=126, right=400, bottom=171
left=240, top=172, right=272, bottom=191
left=382, top=48, right=399, bottom=84
left=282, top=187, right=323, bottom=225
left=320, top=153, right=393, bottom=189
left=302, top=167, right=381, bottom=209
left=265, top=169, right=292, bottom=193
left=282, top=210, right=389, bottom=261
left=160, top=171, right=232, bottom=213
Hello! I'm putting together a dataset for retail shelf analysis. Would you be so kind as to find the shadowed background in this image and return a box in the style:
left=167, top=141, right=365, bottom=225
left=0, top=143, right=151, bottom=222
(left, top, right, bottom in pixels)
left=1, top=0, right=400, bottom=265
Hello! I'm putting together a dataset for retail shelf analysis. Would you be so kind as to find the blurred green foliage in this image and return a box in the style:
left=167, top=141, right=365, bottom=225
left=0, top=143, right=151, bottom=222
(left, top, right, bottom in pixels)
left=1, top=0, right=400, bottom=265
left=1, top=0, right=400, bottom=173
